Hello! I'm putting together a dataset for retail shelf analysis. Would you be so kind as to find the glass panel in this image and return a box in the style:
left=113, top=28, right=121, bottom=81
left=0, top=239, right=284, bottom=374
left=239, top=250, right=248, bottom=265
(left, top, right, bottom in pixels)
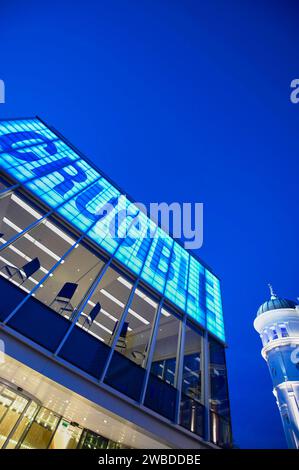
left=107, top=440, right=129, bottom=449
left=59, top=266, right=132, bottom=379
left=35, top=242, right=104, bottom=319
left=144, top=308, right=180, bottom=420
left=209, top=338, right=231, bottom=444
left=206, top=272, right=225, bottom=342
left=0, top=388, right=11, bottom=422
left=6, top=401, right=38, bottom=449
left=0, top=388, right=28, bottom=448
left=181, top=324, right=202, bottom=402
left=210, top=411, right=232, bottom=448
left=150, top=309, right=180, bottom=387
left=49, top=419, right=82, bottom=449
left=75, top=266, right=132, bottom=346
left=279, top=325, right=289, bottom=338
left=107, top=278, right=158, bottom=367
left=20, top=407, right=60, bottom=449
left=180, top=394, right=205, bottom=437
left=0, top=191, right=45, bottom=250
left=0, top=215, right=74, bottom=303
left=78, top=429, right=109, bottom=449
left=0, top=219, right=82, bottom=349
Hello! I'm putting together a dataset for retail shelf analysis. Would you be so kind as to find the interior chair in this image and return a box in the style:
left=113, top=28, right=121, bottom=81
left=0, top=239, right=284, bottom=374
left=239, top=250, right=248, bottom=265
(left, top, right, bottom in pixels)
left=110, top=321, right=129, bottom=351
left=49, top=282, right=78, bottom=316
left=131, top=343, right=148, bottom=366
left=1, top=257, right=41, bottom=285
left=81, top=302, right=101, bottom=329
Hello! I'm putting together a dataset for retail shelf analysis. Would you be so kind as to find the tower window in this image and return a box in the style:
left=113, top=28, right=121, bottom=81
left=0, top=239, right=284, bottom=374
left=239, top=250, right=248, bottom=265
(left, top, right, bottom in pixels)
left=271, top=328, right=278, bottom=340
left=262, top=331, right=269, bottom=345
left=279, top=324, right=289, bottom=338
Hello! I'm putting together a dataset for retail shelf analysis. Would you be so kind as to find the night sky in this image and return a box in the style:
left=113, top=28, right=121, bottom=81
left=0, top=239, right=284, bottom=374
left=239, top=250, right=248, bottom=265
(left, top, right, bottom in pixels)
left=1, top=0, right=299, bottom=448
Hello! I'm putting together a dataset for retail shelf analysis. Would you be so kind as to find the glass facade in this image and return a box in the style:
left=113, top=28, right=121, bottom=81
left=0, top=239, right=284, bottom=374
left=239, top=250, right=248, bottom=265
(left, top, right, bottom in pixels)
left=0, top=117, right=232, bottom=447
left=0, top=118, right=225, bottom=341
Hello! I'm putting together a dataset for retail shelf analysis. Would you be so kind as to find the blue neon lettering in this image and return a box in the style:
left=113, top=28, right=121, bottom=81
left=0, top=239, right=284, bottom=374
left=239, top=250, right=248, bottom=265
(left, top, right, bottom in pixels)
left=75, top=183, right=119, bottom=222
left=150, top=238, right=174, bottom=281
left=176, top=255, right=188, bottom=296
left=32, top=157, right=88, bottom=197
left=112, top=209, right=140, bottom=244
left=135, top=235, right=152, bottom=261
left=0, top=131, right=57, bottom=162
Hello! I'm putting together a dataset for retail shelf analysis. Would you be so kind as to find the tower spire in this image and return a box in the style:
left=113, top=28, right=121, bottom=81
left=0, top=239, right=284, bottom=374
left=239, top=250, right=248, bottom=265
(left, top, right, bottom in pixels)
left=268, top=283, right=277, bottom=300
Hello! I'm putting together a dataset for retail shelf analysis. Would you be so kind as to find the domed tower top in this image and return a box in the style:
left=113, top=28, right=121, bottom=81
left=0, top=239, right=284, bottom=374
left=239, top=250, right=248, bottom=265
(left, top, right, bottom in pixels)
left=254, top=284, right=299, bottom=347
left=256, top=284, right=297, bottom=317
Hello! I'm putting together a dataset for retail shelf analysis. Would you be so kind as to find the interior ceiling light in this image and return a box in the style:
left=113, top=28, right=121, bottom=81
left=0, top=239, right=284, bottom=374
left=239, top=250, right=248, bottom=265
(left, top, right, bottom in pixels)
left=1, top=235, right=49, bottom=275
left=12, top=194, right=75, bottom=245
left=101, top=288, right=149, bottom=325
left=3, top=217, right=61, bottom=261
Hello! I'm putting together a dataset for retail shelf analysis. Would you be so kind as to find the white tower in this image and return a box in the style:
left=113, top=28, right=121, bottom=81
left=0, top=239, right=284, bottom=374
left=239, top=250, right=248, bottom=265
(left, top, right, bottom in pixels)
left=253, top=285, right=299, bottom=449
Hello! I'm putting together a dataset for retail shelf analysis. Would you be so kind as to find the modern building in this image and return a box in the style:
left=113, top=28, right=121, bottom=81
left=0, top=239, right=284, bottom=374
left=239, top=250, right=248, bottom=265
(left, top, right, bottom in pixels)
left=0, top=117, right=231, bottom=449
left=254, top=286, right=299, bottom=449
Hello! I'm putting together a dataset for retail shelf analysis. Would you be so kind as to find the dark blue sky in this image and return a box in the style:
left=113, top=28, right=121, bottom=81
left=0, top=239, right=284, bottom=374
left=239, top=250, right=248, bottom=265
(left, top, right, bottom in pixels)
left=1, top=0, right=299, bottom=448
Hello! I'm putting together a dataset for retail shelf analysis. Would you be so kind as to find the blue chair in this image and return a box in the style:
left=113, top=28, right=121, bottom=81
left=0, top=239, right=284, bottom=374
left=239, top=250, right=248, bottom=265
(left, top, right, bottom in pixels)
left=82, top=302, right=101, bottom=329
left=1, top=257, right=40, bottom=285
left=50, top=282, right=78, bottom=316
left=110, top=321, right=129, bottom=351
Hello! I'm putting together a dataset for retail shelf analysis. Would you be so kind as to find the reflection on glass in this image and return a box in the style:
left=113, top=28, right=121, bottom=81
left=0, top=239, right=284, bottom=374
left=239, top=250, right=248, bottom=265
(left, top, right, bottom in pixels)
left=179, top=324, right=204, bottom=436
left=0, top=215, right=70, bottom=299
left=110, top=280, right=158, bottom=367
left=0, top=191, right=43, bottom=251
left=210, top=411, right=232, bottom=448
left=209, top=338, right=232, bottom=447
left=150, top=310, right=180, bottom=387
left=49, top=419, right=82, bottom=449
left=20, top=407, right=59, bottom=449
left=209, top=339, right=230, bottom=419
left=0, top=388, right=28, bottom=448
left=77, top=268, right=132, bottom=346
left=6, top=401, right=38, bottom=449
left=182, top=324, right=202, bottom=402
left=36, top=242, right=103, bottom=320
left=78, top=429, right=109, bottom=449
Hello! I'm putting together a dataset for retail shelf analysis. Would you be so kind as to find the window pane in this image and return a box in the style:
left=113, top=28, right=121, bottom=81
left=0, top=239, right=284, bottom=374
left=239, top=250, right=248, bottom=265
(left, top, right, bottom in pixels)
left=77, top=267, right=132, bottom=346
left=103, top=281, right=158, bottom=401
left=179, top=324, right=204, bottom=437
left=112, top=279, right=158, bottom=367
left=209, top=338, right=232, bottom=447
left=0, top=191, right=44, bottom=250
left=0, top=218, right=84, bottom=351
left=49, top=419, right=82, bottom=449
left=35, top=242, right=104, bottom=318
left=150, top=310, right=180, bottom=387
left=78, top=429, right=109, bottom=449
left=209, top=339, right=230, bottom=419
left=144, top=309, right=180, bottom=421
left=0, top=215, right=73, bottom=301
left=58, top=265, right=132, bottom=379
left=20, top=407, right=60, bottom=449
left=0, top=389, right=28, bottom=448
left=6, top=401, right=38, bottom=449
left=181, top=324, right=202, bottom=402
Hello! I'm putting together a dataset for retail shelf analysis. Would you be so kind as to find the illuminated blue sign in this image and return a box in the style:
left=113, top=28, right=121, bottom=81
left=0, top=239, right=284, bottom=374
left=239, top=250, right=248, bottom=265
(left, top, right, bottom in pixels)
left=0, top=118, right=225, bottom=341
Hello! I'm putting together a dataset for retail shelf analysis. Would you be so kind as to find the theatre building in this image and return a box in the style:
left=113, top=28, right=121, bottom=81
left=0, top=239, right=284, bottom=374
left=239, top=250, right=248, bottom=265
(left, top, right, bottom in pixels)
left=0, top=118, right=231, bottom=449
